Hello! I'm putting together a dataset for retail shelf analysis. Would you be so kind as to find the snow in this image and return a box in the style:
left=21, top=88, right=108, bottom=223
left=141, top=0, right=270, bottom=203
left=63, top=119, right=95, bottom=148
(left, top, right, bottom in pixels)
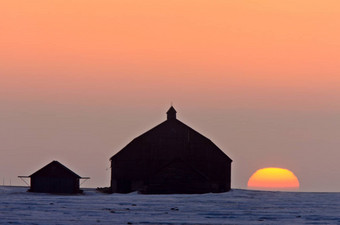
left=0, top=186, right=339, bottom=225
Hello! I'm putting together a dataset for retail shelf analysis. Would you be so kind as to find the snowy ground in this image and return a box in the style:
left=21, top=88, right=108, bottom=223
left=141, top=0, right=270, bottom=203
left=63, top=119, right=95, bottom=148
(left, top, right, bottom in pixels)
left=0, top=186, right=339, bottom=225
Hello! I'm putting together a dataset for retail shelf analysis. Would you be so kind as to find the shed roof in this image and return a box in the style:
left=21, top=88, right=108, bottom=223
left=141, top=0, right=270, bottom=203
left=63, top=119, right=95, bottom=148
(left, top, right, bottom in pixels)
left=30, top=161, right=81, bottom=178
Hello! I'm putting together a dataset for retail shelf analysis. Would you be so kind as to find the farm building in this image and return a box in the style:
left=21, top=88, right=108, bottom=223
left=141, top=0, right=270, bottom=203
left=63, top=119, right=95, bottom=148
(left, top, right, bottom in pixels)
left=110, top=107, right=232, bottom=194
left=20, top=161, right=87, bottom=194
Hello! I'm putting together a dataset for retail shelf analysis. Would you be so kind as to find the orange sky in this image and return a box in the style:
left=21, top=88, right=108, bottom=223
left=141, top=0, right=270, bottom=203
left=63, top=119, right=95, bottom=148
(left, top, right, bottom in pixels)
left=2, top=1, right=340, bottom=93
left=1, top=1, right=340, bottom=191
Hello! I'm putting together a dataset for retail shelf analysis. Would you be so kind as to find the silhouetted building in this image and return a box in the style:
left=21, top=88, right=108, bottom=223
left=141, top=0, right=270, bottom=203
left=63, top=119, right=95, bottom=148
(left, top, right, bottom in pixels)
left=110, top=107, right=232, bottom=194
left=23, top=161, right=86, bottom=194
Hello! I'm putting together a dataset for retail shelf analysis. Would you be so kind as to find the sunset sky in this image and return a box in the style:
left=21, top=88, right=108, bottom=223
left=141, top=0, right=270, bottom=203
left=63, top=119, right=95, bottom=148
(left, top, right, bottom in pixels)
left=1, top=0, right=339, bottom=191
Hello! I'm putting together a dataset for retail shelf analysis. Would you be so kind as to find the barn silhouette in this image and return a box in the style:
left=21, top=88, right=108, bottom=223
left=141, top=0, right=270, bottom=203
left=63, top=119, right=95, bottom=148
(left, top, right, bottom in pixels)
left=110, top=107, right=232, bottom=194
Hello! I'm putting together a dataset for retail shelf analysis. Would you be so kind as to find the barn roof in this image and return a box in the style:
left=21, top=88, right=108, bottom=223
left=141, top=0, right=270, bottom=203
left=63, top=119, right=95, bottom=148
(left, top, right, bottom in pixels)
left=110, top=107, right=232, bottom=162
left=29, top=161, right=81, bottom=178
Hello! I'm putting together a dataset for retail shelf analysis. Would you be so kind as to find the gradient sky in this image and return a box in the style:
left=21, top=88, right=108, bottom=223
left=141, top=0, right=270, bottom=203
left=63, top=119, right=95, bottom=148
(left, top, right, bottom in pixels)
left=1, top=0, right=339, bottom=191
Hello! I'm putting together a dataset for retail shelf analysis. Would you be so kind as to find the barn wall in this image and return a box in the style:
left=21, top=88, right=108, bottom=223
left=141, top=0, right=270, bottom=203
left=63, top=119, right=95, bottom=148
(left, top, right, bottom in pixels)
left=111, top=159, right=232, bottom=194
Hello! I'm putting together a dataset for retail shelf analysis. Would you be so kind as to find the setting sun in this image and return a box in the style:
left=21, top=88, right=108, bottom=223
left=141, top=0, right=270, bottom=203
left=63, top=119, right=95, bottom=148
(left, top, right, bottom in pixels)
left=248, top=168, right=300, bottom=191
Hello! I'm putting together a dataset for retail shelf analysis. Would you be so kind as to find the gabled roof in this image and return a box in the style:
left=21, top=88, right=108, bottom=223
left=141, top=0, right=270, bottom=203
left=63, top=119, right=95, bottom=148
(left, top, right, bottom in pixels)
left=111, top=107, right=232, bottom=162
left=30, top=161, right=81, bottom=178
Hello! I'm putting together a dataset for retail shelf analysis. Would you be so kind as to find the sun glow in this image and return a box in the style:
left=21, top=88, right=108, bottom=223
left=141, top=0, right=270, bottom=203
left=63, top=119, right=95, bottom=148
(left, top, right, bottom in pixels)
left=248, top=167, right=300, bottom=191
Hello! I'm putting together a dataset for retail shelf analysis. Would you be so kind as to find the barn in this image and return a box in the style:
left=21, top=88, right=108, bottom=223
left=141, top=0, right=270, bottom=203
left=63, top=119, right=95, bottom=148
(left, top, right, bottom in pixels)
left=110, top=107, right=232, bottom=194
left=23, top=161, right=86, bottom=194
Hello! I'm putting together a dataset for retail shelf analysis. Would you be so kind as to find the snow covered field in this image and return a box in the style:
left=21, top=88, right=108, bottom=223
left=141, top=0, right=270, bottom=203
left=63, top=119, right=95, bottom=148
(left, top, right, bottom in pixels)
left=0, top=186, right=339, bottom=225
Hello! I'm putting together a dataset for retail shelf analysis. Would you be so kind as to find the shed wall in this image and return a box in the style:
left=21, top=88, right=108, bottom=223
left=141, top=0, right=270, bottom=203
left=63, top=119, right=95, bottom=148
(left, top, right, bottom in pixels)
left=30, top=177, right=80, bottom=194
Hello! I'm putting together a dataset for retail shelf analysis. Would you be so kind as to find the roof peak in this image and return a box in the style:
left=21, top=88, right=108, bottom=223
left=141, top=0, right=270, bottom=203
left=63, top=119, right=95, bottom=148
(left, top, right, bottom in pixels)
left=167, top=106, right=177, bottom=120
left=29, top=160, right=81, bottom=178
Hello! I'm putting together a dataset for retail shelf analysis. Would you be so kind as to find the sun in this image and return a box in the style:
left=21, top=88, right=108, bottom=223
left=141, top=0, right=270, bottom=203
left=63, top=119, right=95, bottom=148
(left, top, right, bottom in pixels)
left=248, top=167, right=300, bottom=191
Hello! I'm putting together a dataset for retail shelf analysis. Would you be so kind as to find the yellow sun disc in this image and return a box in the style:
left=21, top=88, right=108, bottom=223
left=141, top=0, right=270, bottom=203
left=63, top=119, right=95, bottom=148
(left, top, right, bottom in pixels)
left=248, top=167, right=300, bottom=190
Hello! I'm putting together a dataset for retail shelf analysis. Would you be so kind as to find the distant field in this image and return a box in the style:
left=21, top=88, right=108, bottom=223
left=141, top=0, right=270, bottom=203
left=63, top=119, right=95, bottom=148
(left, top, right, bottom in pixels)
left=0, top=186, right=339, bottom=225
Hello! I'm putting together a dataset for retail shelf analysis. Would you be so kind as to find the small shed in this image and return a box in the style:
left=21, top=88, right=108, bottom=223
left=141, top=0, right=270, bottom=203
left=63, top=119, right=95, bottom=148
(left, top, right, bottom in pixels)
left=20, top=161, right=88, bottom=194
